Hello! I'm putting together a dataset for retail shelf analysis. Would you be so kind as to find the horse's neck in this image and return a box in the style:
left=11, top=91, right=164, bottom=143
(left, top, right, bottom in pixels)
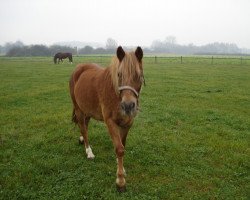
left=99, top=67, right=116, bottom=93
left=102, top=67, right=112, bottom=85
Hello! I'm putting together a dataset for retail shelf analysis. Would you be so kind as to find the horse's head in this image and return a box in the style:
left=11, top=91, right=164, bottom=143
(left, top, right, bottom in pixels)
left=111, top=46, right=144, bottom=116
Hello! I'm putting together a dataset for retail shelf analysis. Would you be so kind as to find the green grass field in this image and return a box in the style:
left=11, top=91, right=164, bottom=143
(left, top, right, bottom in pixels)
left=0, top=56, right=249, bottom=199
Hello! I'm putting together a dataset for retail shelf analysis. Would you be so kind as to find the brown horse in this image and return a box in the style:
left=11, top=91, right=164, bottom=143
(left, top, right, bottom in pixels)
left=69, top=46, right=144, bottom=192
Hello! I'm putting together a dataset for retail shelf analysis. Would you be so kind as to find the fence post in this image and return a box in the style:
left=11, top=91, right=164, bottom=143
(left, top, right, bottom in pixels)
left=181, top=56, right=183, bottom=64
left=155, top=56, right=157, bottom=64
left=211, top=56, right=213, bottom=65
left=75, top=46, right=78, bottom=56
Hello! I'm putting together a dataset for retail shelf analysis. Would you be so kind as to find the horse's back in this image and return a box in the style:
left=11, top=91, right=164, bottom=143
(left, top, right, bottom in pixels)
left=72, top=63, right=102, bottom=84
left=55, top=52, right=62, bottom=57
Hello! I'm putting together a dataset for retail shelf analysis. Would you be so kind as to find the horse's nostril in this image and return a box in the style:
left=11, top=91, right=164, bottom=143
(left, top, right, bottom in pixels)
left=121, top=102, right=126, bottom=110
left=130, top=102, right=135, bottom=109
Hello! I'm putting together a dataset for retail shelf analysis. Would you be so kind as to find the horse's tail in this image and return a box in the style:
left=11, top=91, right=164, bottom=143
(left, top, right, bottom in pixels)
left=69, top=53, right=73, bottom=63
left=69, top=74, right=78, bottom=124
left=72, top=108, right=78, bottom=124
left=54, top=55, right=57, bottom=64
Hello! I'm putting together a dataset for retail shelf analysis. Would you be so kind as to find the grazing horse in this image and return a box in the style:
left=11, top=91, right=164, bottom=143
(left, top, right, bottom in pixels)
left=69, top=46, right=144, bottom=192
left=54, top=52, right=73, bottom=64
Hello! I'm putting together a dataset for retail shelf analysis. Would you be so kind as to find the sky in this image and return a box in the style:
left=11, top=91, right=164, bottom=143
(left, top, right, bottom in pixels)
left=0, top=0, right=250, bottom=48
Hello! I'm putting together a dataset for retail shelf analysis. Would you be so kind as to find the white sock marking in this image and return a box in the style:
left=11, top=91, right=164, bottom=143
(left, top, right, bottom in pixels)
left=116, top=158, right=126, bottom=176
left=86, top=146, right=95, bottom=159
left=79, top=136, right=84, bottom=143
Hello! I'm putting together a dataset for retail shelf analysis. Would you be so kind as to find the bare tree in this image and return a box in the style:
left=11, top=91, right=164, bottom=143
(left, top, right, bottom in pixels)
left=165, top=36, right=177, bottom=45
left=106, top=38, right=118, bottom=50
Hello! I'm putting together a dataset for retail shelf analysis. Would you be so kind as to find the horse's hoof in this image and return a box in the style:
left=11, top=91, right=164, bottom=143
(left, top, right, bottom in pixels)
left=79, top=139, right=84, bottom=145
left=116, top=184, right=126, bottom=193
left=87, top=154, right=95, bottom=159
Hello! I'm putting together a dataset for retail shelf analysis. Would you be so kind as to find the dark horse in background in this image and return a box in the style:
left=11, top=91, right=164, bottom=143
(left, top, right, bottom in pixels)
left=54, top=52, right=73, bottom=64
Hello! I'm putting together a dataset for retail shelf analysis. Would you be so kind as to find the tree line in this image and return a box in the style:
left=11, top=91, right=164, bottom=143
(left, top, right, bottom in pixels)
left=149, top=36, right=248, bottom=55
left=0, top=39, right=120, bottom=56
left=0, top=38, right=120, bottom=56
left=1, top=37, right=249, bottom=56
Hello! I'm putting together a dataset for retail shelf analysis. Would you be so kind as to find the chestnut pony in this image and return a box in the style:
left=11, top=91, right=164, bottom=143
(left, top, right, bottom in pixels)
left=69, top=46, right=144, bottom=192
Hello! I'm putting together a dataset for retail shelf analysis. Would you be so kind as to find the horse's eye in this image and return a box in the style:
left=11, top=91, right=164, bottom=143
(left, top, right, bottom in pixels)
left=118, top=72, right=121, bottom=77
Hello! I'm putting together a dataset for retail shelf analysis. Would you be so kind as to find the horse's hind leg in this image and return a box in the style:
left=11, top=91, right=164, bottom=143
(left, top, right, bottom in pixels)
left=75, top=109, right=95, bottom=159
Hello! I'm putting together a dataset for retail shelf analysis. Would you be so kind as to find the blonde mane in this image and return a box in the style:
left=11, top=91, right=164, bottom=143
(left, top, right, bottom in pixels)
left=109, top=52, right=142, bottom=94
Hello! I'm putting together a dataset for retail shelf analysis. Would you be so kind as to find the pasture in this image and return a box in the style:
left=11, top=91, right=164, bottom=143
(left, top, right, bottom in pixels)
left=0, top=56, right=249, bottom=199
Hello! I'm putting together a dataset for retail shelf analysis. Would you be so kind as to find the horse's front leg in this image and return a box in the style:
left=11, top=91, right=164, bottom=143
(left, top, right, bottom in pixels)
left=106, top=119, right=127, bottom=192
left=119, top=127, right=129, bottom=176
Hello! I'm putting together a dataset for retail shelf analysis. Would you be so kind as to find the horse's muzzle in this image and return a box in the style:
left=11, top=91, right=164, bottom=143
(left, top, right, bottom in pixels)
left=121, top=101, right=136, bottom=116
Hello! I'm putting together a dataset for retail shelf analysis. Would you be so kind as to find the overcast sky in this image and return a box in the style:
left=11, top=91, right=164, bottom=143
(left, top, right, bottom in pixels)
left=0, top=0, right=250, bottom=48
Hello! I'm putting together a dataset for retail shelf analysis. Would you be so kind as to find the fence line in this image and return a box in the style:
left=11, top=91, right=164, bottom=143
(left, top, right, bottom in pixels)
left=147, top=56, right=250, bottom=65
left=75, top=55, right=250, bottom=65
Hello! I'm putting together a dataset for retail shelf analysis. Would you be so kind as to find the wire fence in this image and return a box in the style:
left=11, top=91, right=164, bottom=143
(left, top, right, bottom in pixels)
left=74, top=55, right=250, bottom=66
left=1, top=55, right=249, bottom=66
left=149, top=56, right=250, bottom=65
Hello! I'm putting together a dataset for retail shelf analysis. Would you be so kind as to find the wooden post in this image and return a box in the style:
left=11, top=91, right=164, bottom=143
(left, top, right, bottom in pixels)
left=211, top=56, right=213, bottom=65
left=155, top=56, right=157, bottom=64
left=181, top=56, right=183, bottom=64
left=75, top=46, right=78, bottom=56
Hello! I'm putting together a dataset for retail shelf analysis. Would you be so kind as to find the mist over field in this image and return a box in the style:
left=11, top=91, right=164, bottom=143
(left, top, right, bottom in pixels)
left=0, top=0, right=250, bottom=50
left=1, top=37, right=250, bottom=56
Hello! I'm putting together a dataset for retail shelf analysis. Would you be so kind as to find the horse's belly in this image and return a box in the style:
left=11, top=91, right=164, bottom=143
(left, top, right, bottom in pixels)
left=76, top=98, right=103, bottom=120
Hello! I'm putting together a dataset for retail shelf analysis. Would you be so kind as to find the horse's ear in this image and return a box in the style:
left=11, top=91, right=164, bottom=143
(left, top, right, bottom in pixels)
left=117, top=46, right=125, bottom=62
left=135, top=46, right=143, bottom=62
